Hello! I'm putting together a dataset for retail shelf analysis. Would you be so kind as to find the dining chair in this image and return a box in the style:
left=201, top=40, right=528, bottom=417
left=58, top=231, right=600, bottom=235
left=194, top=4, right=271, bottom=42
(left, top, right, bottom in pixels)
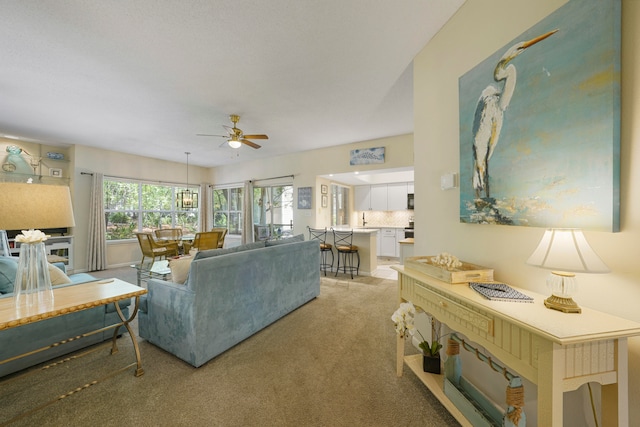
left=210, top=227, right=228, bottom=248
left=184, top=231, right=222, bottom=254
left=154, top=228, right=183, bottom=244
left=135, top=232, right=179, bottom=265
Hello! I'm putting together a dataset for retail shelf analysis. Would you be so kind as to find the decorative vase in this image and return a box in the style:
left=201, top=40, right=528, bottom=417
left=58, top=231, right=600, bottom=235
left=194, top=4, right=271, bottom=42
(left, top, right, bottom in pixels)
left=423, top=354, right=441, bottom=374
left=14, top=242, right=54, bottom=310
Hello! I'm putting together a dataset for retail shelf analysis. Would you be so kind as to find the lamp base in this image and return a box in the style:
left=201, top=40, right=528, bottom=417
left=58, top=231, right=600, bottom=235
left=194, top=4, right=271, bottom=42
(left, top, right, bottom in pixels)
left=544, top=294, right=582, bottom=314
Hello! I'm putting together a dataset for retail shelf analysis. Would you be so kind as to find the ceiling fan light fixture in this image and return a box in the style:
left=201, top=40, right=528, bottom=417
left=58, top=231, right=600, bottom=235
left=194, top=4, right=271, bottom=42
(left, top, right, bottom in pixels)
left=228, top=137, right=242, bottom=149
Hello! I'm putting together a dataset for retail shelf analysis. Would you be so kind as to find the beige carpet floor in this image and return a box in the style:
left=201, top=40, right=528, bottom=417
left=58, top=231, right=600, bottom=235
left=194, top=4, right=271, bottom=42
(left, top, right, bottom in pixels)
left=1, top=266, right=460, bottom=427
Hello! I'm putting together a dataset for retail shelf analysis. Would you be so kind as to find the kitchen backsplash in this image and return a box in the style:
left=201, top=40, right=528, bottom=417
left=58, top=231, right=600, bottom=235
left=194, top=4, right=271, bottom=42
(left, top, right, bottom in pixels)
left=354, top=210, right=413, bottom=227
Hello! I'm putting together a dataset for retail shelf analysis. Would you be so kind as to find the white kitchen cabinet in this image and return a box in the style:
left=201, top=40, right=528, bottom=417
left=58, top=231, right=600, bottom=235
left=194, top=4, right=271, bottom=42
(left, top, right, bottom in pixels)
left=407, top=182, right=414, bottom=193
left=395, top=229, right=405, bottom=257
left=370, top=184, right=387, bottom=211
left=380, top=228, right=396, bottom=257
left=387, top=183, right=408, bottom=211
left=354, top=185, right=371, bottom=211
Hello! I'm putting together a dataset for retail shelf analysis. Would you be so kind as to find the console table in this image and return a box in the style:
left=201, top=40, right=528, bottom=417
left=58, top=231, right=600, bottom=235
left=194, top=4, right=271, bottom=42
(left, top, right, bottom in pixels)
left=0, top=278, right=147, bottom=376
left=393, top=265, right=640, bottom=427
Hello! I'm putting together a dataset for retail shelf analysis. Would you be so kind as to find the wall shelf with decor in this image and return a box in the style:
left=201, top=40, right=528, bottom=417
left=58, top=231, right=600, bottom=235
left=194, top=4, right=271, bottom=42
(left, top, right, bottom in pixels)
left=0, top=171, right=70, bottom=185
left=8, top=235, right=74, bottom=272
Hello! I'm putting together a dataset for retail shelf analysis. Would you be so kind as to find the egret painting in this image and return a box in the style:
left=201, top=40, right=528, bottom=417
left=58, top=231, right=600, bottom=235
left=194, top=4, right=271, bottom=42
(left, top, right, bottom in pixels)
left=459, top=0, right=620, bottom=232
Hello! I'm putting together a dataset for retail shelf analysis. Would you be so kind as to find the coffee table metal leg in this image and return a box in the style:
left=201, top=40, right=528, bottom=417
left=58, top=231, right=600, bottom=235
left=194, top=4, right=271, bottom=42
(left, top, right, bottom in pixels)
left=111, top=296, right=144, bottom=377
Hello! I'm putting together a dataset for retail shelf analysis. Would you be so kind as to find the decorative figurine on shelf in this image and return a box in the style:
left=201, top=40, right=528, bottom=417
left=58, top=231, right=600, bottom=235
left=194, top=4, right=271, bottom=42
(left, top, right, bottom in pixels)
left=3, top=145, right=35, bottom=175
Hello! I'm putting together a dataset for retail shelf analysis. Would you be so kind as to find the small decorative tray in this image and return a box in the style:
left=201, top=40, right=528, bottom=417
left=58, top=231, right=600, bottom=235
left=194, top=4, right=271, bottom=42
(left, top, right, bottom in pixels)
left=404, top=256, right=494, bottom=284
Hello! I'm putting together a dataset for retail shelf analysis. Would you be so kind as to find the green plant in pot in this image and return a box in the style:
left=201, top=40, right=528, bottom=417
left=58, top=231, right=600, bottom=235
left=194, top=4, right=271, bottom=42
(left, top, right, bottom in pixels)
left=415, top=328, right=443, bottom=374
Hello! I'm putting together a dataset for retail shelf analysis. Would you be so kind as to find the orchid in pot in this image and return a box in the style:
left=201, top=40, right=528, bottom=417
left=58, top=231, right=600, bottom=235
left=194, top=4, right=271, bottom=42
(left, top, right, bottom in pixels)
left=392, top=301, right=444, bottom=374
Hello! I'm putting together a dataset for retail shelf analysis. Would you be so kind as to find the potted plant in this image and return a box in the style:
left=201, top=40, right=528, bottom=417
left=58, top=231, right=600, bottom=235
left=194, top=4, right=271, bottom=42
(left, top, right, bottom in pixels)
left=415, top=328, right=443, bottom=374
left=392, top=302, right=444, bottom=374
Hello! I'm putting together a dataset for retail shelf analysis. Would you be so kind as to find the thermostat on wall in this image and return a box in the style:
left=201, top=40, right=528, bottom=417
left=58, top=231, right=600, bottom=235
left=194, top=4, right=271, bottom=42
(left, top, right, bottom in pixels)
left=440, top=173, right=457, bottom=190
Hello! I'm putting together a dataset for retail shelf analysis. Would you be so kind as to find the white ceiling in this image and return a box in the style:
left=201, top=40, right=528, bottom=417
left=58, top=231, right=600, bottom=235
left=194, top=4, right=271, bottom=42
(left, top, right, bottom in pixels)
left=0, top=1, right=464, bottom=168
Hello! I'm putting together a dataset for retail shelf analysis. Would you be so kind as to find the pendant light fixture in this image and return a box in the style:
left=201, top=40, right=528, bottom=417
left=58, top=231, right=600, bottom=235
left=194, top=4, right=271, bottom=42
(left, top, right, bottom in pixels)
left=177, top=152, right=198, bottom=209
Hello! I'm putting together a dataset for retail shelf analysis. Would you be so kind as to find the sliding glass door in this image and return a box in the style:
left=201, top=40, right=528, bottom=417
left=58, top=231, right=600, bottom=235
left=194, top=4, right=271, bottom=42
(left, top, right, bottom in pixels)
left=253, top=184, right=293, bottom=240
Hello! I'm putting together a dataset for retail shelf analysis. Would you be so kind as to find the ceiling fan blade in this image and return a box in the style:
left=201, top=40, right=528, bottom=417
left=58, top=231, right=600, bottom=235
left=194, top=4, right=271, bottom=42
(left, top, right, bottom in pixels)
left=241, top=139, right=261, bottom=149
left=242, top=134, right=269, bottom=140
left=197, top=133, right=228, bottom=138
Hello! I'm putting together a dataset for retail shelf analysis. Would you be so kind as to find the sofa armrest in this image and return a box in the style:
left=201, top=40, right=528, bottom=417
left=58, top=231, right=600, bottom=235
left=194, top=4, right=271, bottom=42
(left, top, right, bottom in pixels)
left=139, top=278, right=198, bottom=365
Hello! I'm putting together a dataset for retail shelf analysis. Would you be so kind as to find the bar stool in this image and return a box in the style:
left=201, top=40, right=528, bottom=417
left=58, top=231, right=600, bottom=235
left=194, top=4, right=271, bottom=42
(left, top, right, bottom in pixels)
left=332, top=229, right=360, bottom=279
left=308, top=227, right=334, bottom=276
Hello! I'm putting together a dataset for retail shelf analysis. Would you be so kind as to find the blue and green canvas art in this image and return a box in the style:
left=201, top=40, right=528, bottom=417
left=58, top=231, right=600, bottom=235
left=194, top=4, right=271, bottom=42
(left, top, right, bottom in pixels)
left=458, top=0, right=620, bottom=231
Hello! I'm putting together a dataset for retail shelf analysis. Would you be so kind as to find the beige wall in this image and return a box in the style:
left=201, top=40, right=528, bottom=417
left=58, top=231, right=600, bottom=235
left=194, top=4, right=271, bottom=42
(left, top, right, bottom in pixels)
left=414, top=0, right=640, bottom=424
left=210, top=134, right=414, bottom=232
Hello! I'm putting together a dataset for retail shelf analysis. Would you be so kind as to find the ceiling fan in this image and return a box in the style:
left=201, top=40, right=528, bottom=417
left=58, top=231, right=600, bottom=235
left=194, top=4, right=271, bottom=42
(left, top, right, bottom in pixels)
left=197, top=114, right=268, bottom=149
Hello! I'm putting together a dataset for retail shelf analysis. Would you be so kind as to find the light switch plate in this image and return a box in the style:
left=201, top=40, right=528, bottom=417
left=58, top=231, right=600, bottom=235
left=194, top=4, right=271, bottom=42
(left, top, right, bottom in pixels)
left=440, top=173, right=457, bottom=190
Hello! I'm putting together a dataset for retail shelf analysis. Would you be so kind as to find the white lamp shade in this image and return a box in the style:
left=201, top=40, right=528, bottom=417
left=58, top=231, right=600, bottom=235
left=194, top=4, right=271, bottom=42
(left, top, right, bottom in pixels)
left=0, top=183, right=76, bottom=230
left=526, top=229, right=609, bottom=274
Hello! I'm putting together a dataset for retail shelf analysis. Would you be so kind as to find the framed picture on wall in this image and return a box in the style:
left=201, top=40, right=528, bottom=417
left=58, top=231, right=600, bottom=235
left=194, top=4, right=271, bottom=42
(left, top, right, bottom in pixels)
left=321, top=184, right=328, bottom=194
left=322, top=195, right=328, bottom=208
left=298, top=187, right=312, bottom=209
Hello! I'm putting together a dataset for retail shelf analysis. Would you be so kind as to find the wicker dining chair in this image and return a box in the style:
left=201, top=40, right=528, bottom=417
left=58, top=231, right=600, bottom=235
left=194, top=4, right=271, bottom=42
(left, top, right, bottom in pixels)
left=135, top=232, right=179, bottom=265
left=210, top=227, right=228, bottom=248
left=183, top=231, right=222, bottom=254
left=154, top=228, right=183, bottom=244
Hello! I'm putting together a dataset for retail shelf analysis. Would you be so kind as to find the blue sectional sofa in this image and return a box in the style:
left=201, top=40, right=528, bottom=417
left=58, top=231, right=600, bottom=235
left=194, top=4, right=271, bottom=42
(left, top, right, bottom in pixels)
left=138, top=236, right=320, bottom=367
left=0, top=257, right=131, bottom=378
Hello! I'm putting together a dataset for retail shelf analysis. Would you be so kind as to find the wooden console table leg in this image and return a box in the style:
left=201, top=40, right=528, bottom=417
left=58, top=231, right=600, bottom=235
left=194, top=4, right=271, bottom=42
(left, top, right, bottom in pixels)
left=602, top=339, right=627, bottom=427
left=536, top=341, right=564, bottom=426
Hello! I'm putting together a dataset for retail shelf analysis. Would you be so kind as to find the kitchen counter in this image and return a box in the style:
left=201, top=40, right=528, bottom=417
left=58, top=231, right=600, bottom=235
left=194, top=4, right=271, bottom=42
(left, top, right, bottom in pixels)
left=398, top=237, right=414, bottom=263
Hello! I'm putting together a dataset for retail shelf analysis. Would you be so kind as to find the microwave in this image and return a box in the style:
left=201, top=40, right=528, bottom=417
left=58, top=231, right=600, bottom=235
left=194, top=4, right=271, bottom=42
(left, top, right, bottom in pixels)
left=407, top=193, right=414, bottom=210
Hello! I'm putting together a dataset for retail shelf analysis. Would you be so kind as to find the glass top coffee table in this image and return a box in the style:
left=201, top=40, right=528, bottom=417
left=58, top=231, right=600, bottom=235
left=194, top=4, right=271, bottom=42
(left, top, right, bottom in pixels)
left=131, top=260, right=172, bottom=286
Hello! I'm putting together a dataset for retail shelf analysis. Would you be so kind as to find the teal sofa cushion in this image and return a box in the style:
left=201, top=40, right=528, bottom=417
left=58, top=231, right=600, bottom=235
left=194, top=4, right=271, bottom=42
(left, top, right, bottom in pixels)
left=194, top=240, right=266, bottom=260
left=0, top=256, right=17, bottom=294
left=265, top=233, right=304, bottom=246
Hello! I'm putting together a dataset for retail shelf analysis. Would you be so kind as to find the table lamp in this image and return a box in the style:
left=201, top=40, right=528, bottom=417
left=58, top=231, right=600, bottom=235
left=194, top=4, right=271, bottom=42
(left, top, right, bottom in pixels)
left=0, top=183, right=76, bottom=308
left=526, top=228, right=609, bottom=314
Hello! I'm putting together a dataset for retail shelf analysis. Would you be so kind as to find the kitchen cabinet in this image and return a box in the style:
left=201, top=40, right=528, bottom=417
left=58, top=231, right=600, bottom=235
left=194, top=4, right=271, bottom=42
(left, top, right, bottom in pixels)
left=354, top=185, right=371, bottom=211
left=380, top=228, right=396, bottom=257
left=370, top=185, right=387, bottom=211
left=355, top=182, right=413, bottom=212
left=395, top=229, right=405, bottom=257
left=387, top=183, right=408, bottom=211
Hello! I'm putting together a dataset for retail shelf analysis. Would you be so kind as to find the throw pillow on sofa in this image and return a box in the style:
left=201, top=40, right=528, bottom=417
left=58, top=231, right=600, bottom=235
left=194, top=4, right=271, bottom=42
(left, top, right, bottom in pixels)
left=169, top=256, right=194, bottom=284
left=0, top=258, right=71, bottom=293
left=0, top=256, right=18, bottom=294
left=48, top=263, right=72, bottom=285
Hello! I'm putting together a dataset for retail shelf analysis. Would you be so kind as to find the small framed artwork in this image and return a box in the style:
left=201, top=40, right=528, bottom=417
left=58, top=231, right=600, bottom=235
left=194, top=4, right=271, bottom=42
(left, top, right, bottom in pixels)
left=321, top=184, right=328, bottom=194
left=49, top=168, right=62, bottom=178
left=322, top=195, right=328, bottom=208
left=297, top=186, right=312, bottom=209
